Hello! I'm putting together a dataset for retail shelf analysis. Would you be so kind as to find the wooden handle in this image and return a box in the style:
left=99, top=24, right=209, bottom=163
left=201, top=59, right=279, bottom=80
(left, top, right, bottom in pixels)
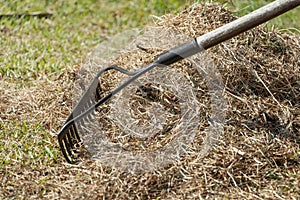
left=197, top=0, right=300, bottom=49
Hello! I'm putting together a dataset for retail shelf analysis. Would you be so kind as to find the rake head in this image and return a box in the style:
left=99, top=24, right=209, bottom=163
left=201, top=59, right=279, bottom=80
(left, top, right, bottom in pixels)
left=57, top=65, right=143, bottom=163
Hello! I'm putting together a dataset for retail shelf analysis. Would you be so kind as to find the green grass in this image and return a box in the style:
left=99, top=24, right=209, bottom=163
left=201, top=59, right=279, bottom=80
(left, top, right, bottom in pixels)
left=0, top=0, right=187, bottom=83
left=0, top=0, right=299, bottom=82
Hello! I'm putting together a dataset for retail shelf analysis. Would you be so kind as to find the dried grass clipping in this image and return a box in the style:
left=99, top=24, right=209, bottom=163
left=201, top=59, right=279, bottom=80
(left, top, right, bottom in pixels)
left=1, top=2, right=299, bottom=199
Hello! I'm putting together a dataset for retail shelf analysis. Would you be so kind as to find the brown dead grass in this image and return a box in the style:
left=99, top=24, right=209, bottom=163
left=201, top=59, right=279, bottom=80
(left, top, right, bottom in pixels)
left=1, top=2, right=299, bottom=199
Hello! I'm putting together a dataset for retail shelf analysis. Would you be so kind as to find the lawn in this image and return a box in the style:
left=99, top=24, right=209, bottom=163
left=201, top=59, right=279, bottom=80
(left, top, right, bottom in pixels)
left=1, top=0, right=299, bottom=199
left=0, top=0, right=299, bottom=81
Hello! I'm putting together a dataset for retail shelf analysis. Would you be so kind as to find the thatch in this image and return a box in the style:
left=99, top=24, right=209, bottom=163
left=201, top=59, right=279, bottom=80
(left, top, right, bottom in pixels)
left=1, top=2, right=299, bottom=199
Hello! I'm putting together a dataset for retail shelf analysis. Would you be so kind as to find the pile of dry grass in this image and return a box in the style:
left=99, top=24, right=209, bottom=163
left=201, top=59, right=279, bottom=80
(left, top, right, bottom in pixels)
left=1, top=2, right=299, bottom=199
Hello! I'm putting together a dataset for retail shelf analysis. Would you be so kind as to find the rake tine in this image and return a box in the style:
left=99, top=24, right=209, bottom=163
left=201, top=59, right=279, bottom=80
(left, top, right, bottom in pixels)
left=70, top=123, right=81, bottom=142
left=86, top=112, right=95, bottom=123
left=95, top=82, right=102, bottom=101
left=79, top=118, right=86, bottom=128
left=58, top=130, right=75, bottom=163
left=67, top=117, right=81, bottom=143
left=64, top=130, right=75, bottom=156
left=65, top=129, right=75, bottom=150
left=85, top=98, right=96, bottom=122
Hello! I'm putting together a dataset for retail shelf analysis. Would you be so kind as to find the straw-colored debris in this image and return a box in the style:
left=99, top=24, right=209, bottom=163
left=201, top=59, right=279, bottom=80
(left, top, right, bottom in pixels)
left=1, top=2, right=299, bottom=199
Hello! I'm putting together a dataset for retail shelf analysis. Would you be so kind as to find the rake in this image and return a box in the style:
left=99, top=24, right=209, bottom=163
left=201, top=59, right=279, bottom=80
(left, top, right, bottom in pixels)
left=58, top=0, right=300, bottom=164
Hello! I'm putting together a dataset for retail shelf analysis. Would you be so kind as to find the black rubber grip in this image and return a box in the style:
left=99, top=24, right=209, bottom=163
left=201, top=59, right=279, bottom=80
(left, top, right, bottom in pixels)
left=154, top=39, right=202, bottom=66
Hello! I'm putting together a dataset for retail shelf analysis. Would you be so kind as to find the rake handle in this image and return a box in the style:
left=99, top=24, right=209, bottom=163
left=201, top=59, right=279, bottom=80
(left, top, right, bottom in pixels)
left=197, top=0, right=300, bottom=49
left=156, top=0, right=300, bottom=65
